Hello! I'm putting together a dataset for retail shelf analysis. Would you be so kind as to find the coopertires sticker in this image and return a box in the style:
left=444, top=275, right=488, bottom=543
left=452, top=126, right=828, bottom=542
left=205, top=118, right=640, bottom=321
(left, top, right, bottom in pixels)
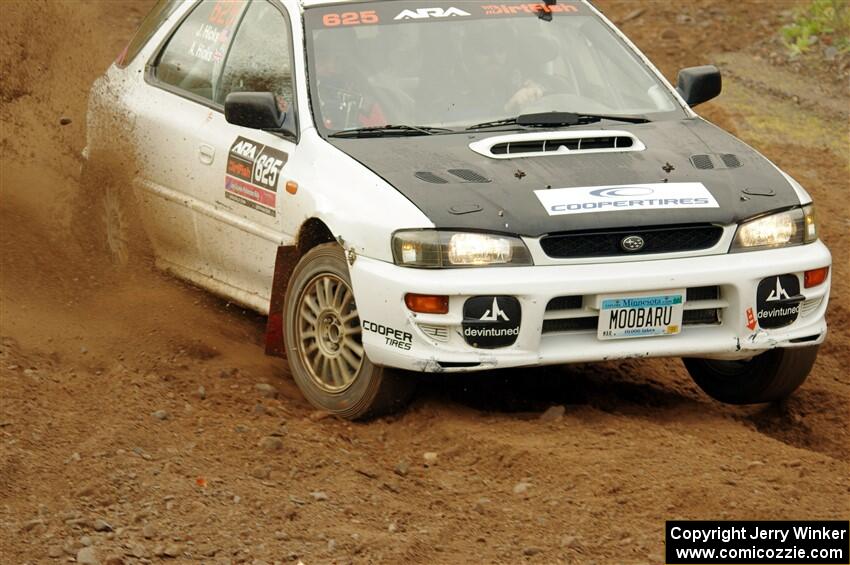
left=225, top=136, right=288, bottom=217
left=534, top=182, right=719, bottom=216
left=362, top=321, right=412, bottom=350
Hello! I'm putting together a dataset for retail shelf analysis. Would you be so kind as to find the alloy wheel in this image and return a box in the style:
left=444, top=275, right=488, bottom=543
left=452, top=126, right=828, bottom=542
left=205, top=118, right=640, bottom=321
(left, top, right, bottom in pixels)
left=296, top=273, right=364, bottom=393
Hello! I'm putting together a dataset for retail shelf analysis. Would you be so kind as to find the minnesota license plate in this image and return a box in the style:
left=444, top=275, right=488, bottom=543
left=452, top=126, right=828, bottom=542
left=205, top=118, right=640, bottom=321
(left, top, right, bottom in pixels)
left=597, top=290, right=685, bottom=340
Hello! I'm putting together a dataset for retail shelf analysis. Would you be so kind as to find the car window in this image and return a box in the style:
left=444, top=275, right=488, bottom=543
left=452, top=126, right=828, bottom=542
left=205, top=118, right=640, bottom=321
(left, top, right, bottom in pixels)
left=117, top=0, right=182, bottom=69
left=155, top=0, right=247, bottom=102
left=216, top=0, right=294, bottom=110
left=304, top=2, right=681, bottom=133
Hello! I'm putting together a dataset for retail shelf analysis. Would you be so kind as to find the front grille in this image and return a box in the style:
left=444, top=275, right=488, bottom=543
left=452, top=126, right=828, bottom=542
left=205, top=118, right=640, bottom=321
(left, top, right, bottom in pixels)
left=546, top=295, right=583, bottom=311
left=800, top=297, right=823, bottom=317
left=683, top=309, right=720, bottom=325
left=543, top=286, right=723, bottom=334
left=418, top=323, right=449, bottom=342
left=686, top=286, right=720, bottom=301
left=540, top=225, right=724, bottom=259
left=542, top=317, right=597, bottom=333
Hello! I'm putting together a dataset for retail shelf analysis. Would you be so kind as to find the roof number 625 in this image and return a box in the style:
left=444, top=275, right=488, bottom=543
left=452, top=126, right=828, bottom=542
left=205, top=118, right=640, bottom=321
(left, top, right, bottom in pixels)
left=322, top=11, right=379, bottom=27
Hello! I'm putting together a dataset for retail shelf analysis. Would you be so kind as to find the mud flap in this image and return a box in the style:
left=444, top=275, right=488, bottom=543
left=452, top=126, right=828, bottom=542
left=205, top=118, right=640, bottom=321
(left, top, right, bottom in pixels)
left=264, top=245, right=300, bottom=357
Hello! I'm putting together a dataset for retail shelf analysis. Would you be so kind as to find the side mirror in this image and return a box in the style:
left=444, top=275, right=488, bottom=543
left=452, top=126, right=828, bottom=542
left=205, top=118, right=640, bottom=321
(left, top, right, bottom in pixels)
left=224, top=92, right=296, bottom=138
left=675, top=65, right=721, bottom=107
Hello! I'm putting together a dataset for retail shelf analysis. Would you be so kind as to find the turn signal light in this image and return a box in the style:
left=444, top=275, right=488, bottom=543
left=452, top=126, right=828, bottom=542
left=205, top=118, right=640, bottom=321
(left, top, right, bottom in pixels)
left=804, top=267, right=829, bottom=288
left=405, top=293, right=449, bottom=314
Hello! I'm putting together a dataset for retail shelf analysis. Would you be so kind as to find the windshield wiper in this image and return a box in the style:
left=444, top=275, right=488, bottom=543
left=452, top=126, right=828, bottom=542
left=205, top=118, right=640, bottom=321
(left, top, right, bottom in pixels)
left=466, top=111, right=650, bottom=131
left=329, top=124, right=454, bottom=138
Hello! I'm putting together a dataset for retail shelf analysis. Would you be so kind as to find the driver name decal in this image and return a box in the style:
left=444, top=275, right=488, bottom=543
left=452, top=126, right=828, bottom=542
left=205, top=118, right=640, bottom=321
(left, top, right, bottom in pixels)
left=225, top=136, right=288, bottom=217
left=534, top=182, right=719, bottom=216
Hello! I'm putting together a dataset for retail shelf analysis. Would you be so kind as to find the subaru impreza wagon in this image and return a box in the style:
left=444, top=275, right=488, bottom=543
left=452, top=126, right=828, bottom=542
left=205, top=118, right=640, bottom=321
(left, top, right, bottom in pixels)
left=81, top=0, right=832, bottom=418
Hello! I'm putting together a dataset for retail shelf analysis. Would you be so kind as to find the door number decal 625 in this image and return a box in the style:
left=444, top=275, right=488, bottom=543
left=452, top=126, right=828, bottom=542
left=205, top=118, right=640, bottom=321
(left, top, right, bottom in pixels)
left=254, top=153, right=283, bottom=188
left=225, top=136, right=288, bottom=217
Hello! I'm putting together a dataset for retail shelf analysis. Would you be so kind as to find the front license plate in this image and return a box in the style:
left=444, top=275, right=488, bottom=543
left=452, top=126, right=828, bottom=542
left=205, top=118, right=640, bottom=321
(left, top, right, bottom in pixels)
left=597, top=290, right=685, bottom=340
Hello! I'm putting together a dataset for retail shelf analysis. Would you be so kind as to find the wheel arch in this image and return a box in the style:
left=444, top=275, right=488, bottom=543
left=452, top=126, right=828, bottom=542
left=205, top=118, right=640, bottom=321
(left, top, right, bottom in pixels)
left=264, top=216, right=339, bottom=357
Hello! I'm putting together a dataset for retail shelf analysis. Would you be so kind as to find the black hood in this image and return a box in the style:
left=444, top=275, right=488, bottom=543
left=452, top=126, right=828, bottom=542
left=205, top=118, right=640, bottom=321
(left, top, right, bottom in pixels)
left=329, top=118, right=800, bottom=237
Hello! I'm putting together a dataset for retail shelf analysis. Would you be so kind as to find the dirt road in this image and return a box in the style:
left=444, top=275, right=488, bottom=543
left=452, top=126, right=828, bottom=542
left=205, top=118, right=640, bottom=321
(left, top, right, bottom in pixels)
left=1, top=1, right=848, bottom=563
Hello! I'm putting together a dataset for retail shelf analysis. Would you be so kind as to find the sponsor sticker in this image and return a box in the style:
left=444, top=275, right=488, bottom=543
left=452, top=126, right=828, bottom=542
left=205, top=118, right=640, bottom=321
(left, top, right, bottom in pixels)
left=362, top=320, right=413, bottom=350
left=481, top=3, right=579, bottom=16
left=225, top=136, right=288, bottom=217
left=755, top=275, right=803, bottom=329
left=462, top=296, right=521, bottom=348
left=534, top=182, right=719, bottom=216
left=745, top=307, right=757, bottom=331
left=394, top=7, right=470, bottom=20
left=314, top=1, right=584, bottom=28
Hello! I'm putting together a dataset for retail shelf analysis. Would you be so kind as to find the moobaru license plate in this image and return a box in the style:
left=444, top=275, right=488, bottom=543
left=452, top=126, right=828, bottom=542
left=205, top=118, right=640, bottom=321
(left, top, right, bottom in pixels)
left=598, top=290, right=685, bottom=340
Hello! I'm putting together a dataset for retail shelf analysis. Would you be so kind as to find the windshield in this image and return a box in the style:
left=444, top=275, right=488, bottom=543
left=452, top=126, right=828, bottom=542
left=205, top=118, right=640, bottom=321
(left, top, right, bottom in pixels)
left=304, top=1, right=683, bottom=135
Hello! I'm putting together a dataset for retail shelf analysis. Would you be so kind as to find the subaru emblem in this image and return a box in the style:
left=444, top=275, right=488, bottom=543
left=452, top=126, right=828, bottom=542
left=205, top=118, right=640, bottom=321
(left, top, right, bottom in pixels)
left=621, top=235, right=645, bottom=252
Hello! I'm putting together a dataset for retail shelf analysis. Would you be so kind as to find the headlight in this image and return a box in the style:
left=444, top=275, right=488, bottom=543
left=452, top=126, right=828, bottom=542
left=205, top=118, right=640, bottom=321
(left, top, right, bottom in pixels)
left=731, top=205, right=817, bottom=252
left=392, top=230, right=533, bottom=268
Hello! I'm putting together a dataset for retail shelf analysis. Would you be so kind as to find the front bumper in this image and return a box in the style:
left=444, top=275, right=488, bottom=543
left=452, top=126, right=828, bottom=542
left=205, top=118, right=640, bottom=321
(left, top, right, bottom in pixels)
left=349, top=242, right=831, bottom=372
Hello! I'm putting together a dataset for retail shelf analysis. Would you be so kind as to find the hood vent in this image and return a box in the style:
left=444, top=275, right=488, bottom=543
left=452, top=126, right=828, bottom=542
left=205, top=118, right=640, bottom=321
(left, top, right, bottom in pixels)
left=721, top=154, right=742, bottom=168
left=447, top=169, right=490, bottom=183
left=414, top=171, right=449, bottom=184
left=415, top=169, right=491, bottom=184
left=469, top=130, right=645, bottom=160
left=689, top=153, right=743, bottom=170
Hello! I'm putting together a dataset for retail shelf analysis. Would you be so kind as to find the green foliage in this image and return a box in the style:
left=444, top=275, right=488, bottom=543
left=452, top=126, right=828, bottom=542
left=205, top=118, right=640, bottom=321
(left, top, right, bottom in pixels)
left=781, top=0, right=850, bottom=56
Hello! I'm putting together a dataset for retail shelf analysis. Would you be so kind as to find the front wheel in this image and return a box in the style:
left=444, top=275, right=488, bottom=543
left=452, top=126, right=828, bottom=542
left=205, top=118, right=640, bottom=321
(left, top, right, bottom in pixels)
left=282, top=243, right=415, bottom=420
left=683, top=346, right=819, bottom=404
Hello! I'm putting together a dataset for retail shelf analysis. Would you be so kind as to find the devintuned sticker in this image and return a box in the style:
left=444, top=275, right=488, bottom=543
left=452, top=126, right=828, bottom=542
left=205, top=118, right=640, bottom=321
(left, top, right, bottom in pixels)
left=756, top=275, right=803, bottom=329
left=225, top=137, right=288, bottom=217
left=534, top=182, right=719, bottom=216
left=462, top=296, right=521, bottom=348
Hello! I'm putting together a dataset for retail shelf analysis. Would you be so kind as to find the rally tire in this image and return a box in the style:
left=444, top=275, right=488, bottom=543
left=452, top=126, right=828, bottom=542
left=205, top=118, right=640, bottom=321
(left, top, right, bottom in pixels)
left=283, top=243, right=415, bottom=420
left=683, top=346, right=819, bottom=404
left=73, top=160, right=151, bottom=269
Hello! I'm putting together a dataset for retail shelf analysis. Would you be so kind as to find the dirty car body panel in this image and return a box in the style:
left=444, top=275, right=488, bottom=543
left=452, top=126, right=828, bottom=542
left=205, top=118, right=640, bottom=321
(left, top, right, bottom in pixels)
left=84, top=0, right=831, bottom=414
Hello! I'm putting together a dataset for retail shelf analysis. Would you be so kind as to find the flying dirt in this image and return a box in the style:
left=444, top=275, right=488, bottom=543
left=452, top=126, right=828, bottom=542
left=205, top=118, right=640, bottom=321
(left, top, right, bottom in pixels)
left=1, top=0, right=848, bottom=563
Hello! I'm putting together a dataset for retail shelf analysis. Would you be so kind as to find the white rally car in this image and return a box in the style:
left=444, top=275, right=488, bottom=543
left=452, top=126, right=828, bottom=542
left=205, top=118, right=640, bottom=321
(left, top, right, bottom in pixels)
left=82, top=0, right=832, bottom=419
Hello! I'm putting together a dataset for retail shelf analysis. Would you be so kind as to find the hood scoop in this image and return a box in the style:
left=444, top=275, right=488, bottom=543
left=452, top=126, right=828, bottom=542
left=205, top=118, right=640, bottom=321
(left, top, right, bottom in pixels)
left=469, top=130, right=645, bottom=160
